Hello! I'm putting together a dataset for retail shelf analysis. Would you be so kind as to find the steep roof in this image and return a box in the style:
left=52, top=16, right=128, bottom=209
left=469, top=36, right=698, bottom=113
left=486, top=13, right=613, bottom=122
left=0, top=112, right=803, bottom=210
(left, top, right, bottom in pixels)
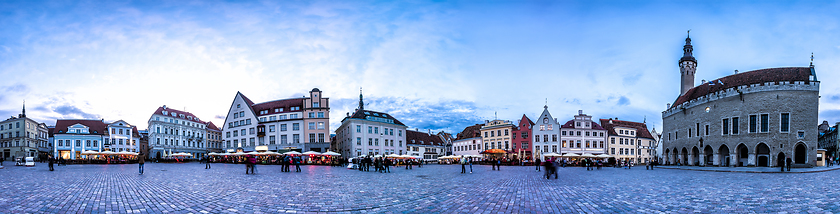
left=251, top=98, right=305, bottom=116
left=54, top=119, right=108, bottom=135
left=152, top=106, right=205, bottom=123
left=238, top=91, right=255, bottom=106
left=455, top=124, right=484, bottom=140
left=598, top=119, right=655, bottom=140
left=132, top=127, right=141, bottom=137
left=560, top=120, right=606, bottom=130
left=406, top=130, right=445, bottom=146
left=48, top=127, right=54, bottom=137
left=206, top=121, right=221, bottom=131
left=345, top=109, right=406, bottom=126
left=672, top=67, right=814, bottom=108
left=519, top=114, right=535, bottom=126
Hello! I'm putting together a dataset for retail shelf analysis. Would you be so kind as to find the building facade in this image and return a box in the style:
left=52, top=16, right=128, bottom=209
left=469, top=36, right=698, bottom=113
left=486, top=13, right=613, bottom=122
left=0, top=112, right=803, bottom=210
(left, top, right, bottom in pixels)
left=818, top=122, right=838, bottom=159
left=479, top=119, right=516, bottom=153
left=0, top=106, right=49, bottom=160
left=222, top=89, right=329, bottom=153
left=513, top=114, right=534, bottom=161
left=559, top=110, right=607, bottom=155
left=452, top=124, right=483, bottom=157
left=662, top=35, right=820, bottom=167
left=600, top=119, right=656, bottom=164
left=334, top=92, right=407, bottom=158
left=205, top=122, right=223, bottom=153
left=53, top=119, right=107, bottom=160
left=148, top=106, right=209, bottom=159
left=406, top=129, right=446, bottom=161
left=104, top=120, right=138, bottom=153
left=533, top=105, right=560, bottom=160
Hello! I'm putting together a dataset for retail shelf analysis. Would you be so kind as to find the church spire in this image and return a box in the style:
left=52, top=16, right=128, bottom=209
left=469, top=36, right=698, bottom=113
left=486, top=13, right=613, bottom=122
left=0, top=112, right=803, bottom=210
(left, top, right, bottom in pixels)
left=21, top=100, right=26, bottom=118
left=679, top=31, right=698, bottom=96
left=680, top=30, right=696, bottom=63
left=359, top=87, right=364, bottom=110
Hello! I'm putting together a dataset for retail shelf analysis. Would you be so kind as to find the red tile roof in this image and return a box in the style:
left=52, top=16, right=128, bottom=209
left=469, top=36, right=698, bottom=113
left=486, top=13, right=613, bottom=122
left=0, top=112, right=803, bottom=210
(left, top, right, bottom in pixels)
left=54, top=119, right=108, bottom=135
left=152, top=106, right=205, bottom=123
left=455, top=124, right=484, bottom=140
left=672, top=67, right=813, bottom=108
left=560, top=120, right=606, bottom=130
left=251, top=98, right=305, bottom=116
left=406, top=130, right=445, bottom=146
left=239, top=91, right=255, bottom=106
left=206, top=121, right=221, bottom=132
left=598, top=119, right=654, bottom=140
left=132, top=126, right=141, bottom=137
left=519, top=114, right=535, bottom=126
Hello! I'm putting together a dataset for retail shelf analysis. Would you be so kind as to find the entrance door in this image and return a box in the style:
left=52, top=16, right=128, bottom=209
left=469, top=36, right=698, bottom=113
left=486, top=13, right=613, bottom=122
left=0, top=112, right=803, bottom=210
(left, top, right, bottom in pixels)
left=777, top=152, right=786, bottom=167
left=795, top=144, right=807, bottom=164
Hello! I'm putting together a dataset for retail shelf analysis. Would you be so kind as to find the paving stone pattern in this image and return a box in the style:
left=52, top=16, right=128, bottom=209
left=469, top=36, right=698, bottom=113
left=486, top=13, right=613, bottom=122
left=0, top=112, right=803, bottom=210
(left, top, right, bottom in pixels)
left=1, top=163, right=839, bottom=213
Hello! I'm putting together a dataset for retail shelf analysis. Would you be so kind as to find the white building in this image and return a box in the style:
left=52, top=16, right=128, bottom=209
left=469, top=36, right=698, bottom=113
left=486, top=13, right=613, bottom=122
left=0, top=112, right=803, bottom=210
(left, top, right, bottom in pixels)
left=53, top=119, right=137, bottom=160
left=221, top=88, right=330, bottom=153
left=147, top=106, right=208, bottom=159
left=600, top=118, right=656, bottom=164
left=334, top=92, right=407, bottom=158
left=559, top=110, right=608, bottom=155
left=452, top=124, right=483, bottom=157
left=406, top=129, right=446, bottom=161
left=533, top=105, right=561, bottom=160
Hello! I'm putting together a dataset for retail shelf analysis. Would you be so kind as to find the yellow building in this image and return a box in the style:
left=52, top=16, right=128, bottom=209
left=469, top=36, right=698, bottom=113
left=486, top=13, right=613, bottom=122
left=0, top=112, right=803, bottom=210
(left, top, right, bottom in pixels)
left=479, top=119, right=516, bottom=154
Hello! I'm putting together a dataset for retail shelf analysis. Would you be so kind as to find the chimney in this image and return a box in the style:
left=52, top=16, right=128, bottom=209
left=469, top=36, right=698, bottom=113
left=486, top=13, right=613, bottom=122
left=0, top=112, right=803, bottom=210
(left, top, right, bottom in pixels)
left=735, top=69, right=739, bottom=74
left=701, top=80, right=706, bottom=84
left=163, top=105, right=167, bottom=109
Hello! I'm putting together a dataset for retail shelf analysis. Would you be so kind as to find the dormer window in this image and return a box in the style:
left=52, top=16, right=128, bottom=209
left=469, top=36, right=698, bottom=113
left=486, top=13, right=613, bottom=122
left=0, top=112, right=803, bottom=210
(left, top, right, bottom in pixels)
left=162, top=111, right=168, bottom=115
left=171, top=112, right=176, bottom=116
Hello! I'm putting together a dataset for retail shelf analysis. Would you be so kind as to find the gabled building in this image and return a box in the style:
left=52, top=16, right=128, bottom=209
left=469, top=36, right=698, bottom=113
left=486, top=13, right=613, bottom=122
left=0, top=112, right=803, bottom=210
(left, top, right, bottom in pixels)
left=513, top=114, right=535, bottom=161
left=600, top=118, right=656, bottom=164
left=221, top=88, right=330, bottom=153
left=205, top=122, right=223, bottom=153
left=532, top=105, right=560, bottom=160
left=53, top=119, right=107, bottom=160
left=452, top=124, right=483, bottom=157
left=334, top=91, right=407, bottom=158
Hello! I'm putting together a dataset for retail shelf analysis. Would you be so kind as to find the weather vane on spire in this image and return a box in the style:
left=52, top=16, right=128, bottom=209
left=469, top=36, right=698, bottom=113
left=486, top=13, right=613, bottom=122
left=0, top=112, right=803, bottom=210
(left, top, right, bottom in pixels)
left=687, top=29, right=690, bottom=38
left=811, top=52, right=814, bottom=66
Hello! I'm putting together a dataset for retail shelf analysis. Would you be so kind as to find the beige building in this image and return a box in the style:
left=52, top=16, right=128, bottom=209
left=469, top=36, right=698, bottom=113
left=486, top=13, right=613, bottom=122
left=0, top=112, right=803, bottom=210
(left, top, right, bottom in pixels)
left=480, top=119, right=516, bottom=153
left=600, top=119, right=656, bottom=164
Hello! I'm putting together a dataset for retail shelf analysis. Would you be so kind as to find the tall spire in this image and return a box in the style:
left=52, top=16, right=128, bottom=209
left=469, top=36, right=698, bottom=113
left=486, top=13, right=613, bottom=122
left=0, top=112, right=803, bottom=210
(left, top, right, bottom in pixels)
left=544, top=98, right=548, bottom=109
left=21, top=100, right=26, bottom=118
left=810, top=52, right=814, bottom=67
left=359, top=87, right=364, bottom=110
left=680, top=30, right=696, bottom=63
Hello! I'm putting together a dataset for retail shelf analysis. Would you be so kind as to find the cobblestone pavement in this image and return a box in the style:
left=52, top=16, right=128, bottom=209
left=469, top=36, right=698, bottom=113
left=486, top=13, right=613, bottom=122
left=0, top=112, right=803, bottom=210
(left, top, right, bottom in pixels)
left=2, top=162, right=840, bottom=213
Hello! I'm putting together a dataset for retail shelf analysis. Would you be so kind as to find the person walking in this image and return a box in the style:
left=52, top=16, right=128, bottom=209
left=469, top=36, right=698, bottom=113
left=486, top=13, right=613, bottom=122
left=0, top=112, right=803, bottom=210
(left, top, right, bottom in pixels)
left=384, top=158, right=391, bottom=173
left=205, top=155, right=211, bottom=169
left=48, top=156, right=55, bottom=171
left=786, top=157, right=792, bottom=171
left=460, top=156, right=467, bottom=174
left=138, top=152, right=145, bottom=174
left=294, top=155, right=301, bottom=172
left=535, top=158, right=541, bottom=172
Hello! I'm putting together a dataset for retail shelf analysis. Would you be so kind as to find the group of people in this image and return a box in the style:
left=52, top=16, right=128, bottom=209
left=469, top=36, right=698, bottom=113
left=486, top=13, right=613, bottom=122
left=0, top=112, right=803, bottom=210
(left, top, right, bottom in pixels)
left=460, top=156, right=473, bottom=173
left=354, top=156, right=422, bottom=173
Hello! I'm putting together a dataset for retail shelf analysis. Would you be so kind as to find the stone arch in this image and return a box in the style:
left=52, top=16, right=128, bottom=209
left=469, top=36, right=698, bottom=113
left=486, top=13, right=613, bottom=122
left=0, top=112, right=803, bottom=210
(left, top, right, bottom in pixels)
left=777, top=152, right=786, bottom=168
left=704, top=145, right=714, bottom=166
left=664, top=149, right=671, bottom=165
left=755, top=143, right=771, bottom=167
left=795, top=142, right=808, bottom=164
left=736, top=143, right=749, bottom=167
left=718, top=144, right=730, bottom=167
left=681, top=147, right=689, bottom=166
left=691, top=146, right=700, bottom=166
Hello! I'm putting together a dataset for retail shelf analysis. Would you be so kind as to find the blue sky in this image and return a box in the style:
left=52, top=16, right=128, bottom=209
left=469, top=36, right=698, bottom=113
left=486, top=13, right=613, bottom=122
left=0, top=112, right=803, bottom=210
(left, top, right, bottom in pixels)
left=1, top=0, right=839, bottom=135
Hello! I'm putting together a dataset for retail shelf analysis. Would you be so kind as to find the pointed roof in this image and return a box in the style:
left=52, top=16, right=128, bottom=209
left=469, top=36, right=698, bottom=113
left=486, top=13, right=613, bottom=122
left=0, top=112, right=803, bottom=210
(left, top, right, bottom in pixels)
left=238, top=91, right=255, bottom=106
left=598, top=118, right=655, bottom=140
left=406, top=130, right=445, bottom=146
left=519, top=114, right=535, bottom=126
left=537, top=106, right=556, bottom=124
left=206, top=121, right=221, bottom=131
left=455, top=124, right=484, bottom=140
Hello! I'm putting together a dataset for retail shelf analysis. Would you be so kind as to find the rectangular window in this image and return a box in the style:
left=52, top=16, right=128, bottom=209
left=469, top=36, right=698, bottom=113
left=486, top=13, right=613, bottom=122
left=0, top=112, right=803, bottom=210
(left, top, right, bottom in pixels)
left=318, top=112, right=324, bottom=118
left=760, top=114, right=769, bottom=132
left=356, top=137, right=362, bottom=145
left=732, top=117, right=739, bottom=135
left=308, top=122, right=315, bottom=130
left=535, top=136, right=540, bottom=142
left=705, top=125, right=709, bottom=136
left=281, top=135, right=288, bottom=144
left=611, top=148, right=615, bottom=155
left=750, top=115, right=757, bottom=133
left=356, top=125, right=361, bottom=132
left=688, top=128, right=692, bottom=138
left=280, top=124, right=287, bottom=131
left=696, top=123, right=700, bottom=137
left=318, top=122, right=325, bottom=130
left=308, top=112, right=315, bottom=118
left=269, top=125, right=275, bottom=132
left=722, top=118, right=729, bottom=135
left=543, top=135, right=548, bottom=142
left=269, top=136, right=276, bottom=144
left=368, top=138, right=373, bottom=146
left=309, top=134, right=316, bottom=143
left=293, top=134, right=299, bottom=143
left=293, top=123, right=300, bottom=131
left=780, top=113, right=790, bottom=132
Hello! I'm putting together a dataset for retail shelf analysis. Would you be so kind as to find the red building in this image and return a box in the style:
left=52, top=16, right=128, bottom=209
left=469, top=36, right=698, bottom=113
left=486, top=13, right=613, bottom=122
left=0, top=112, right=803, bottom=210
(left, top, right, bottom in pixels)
left=512, top=114, right=534, bottom=161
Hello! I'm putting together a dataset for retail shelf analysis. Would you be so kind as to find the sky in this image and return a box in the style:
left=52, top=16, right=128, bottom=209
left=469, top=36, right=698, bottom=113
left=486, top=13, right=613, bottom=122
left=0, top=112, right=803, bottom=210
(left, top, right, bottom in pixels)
left=1, top=0, right=839, bottom=135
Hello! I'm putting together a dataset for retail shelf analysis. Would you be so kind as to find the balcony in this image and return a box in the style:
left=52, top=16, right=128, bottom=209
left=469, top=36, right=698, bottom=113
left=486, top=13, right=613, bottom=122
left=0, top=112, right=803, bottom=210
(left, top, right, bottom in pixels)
left=257, top=124, right=266, bottom=137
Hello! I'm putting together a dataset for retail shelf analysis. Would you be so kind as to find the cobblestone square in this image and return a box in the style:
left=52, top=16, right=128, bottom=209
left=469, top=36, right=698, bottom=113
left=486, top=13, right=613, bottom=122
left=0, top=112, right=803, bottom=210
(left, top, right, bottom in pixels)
left=2, top=163, right=840, bottom=213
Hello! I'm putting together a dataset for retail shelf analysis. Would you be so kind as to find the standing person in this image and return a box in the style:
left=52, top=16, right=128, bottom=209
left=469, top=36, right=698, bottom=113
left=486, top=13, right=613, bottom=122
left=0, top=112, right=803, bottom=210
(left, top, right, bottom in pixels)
left=48, top=156, right=55, bottom=171
left=138, top=152, right=145, bottom=174
left=460, top=156, right=467, bottom=174
left=535, top=158, right=542, bottom=172
left=294, top=155, right=301, bottom=172
left=384, top=158, right=391, bottom=173
left=786, top=157, right=792, bottom=171
left=497, top=158, right=502, bottom=170
left=778, top=156, right=785, bottom=172
left=468, top=157, right=473, bottom=173
left=205, top=155, right=211, bottom=169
